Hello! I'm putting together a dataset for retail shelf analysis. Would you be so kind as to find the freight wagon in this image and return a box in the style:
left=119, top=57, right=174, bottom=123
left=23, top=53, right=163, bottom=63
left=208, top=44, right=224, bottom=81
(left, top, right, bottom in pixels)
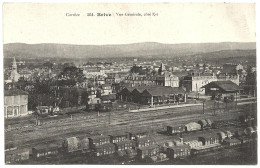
left=32, top=144, right=60, bottom=160
left=88, top=135, right=110, bottom=148
left=184, top=140, right=203, bottom=149
left=198, top=133, right=220, bottom=146
left=191, top=143, right=223, bottom=155
left=223, top=139, right=242, bottom=147
left=125, top=149, right=138, bottom=159
left=136, top=137, right=156, bottom=148
left=93, top=143, right=116, bottom=157
left=109, top=133, right=128, bottom=143
left=128, top=131, right=149, bottom=140
left=167, top=125, right=185, bottom=135
left=166, top=144, right=191, bottom=159
left=63, top=136, right=90, bottom=154
left=198, top=120, right=209, bottom=130
left=136, top=145, right=160, bottom=160
left=185, top=122, right=202, bottom=132
left=114, top=140, right=136, bottom=151
left=5, top=148, right=30, bottom=164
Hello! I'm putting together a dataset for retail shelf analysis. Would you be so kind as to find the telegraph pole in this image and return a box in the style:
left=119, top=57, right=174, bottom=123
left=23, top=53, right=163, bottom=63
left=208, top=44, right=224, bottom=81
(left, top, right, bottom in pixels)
left=213, top=101, right=216, bottom=116
left=202, top=99, right=205, bottom=114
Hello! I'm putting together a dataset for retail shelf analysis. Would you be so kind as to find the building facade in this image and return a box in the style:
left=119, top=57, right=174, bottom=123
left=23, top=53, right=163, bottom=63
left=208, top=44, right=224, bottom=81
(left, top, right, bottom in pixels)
left=4, top=89, right=28, bottom=118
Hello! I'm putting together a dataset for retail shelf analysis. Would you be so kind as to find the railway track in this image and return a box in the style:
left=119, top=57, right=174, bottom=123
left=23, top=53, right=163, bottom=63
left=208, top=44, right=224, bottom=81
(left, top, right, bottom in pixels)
left=6, top=106, right=243, bottom=151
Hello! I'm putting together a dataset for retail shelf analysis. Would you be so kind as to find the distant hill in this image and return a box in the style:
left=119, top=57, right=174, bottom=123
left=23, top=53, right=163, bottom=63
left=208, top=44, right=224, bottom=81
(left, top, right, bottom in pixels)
left=3, top=42, right=256, bottom=59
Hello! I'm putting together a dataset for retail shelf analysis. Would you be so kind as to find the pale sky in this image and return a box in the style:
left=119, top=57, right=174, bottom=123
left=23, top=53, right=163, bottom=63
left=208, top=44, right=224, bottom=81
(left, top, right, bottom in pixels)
left=3, top=3, right=256, bottom=45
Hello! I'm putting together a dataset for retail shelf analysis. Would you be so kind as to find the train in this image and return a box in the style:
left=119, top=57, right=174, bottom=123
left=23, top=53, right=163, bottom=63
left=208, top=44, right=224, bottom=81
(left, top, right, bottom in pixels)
left=5, top=117, right=257, bottom=164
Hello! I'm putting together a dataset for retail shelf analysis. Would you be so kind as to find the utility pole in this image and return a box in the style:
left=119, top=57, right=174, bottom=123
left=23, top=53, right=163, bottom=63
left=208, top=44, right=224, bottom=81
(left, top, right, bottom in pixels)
left=213, top=101, right=216, bottom=116
left=109, top=109, right=111, bottom=125
left=235, top=92, right=238, bottom=110
left=202, top=100, right=205, bottom=114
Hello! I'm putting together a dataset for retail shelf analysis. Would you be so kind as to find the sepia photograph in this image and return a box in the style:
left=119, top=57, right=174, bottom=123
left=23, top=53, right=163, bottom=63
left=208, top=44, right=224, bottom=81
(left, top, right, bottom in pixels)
left=2, top=2, right=257, bottom=165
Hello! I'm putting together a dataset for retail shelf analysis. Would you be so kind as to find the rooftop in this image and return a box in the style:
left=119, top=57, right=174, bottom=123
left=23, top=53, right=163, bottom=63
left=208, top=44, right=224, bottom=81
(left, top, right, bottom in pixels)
left=4, top=89, right=28, bottom=96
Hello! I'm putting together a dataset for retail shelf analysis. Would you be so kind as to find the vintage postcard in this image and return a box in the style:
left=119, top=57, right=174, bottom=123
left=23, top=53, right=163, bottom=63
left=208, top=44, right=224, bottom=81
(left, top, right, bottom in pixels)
left=2, top=2, right=257, bottom=165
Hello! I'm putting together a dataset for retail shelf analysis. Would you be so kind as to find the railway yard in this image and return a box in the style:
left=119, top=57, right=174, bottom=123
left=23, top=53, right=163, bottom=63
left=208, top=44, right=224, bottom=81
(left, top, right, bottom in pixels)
left=4, top=98, right=257, bottom=165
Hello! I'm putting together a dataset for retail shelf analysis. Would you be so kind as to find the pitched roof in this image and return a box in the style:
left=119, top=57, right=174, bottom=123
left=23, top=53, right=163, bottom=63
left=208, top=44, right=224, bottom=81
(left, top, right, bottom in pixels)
left=101, top=94, right=116, bottom=101
left=144, top=86, right=186, bottom=96
left=202, top=80, right=240, bottom=92
left=4, top=89, right=28, bottom=96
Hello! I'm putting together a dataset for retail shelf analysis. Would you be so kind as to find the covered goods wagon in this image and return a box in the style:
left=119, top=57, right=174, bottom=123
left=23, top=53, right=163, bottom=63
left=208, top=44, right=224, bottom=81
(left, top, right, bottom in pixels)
left=63, top=136, right=89, bottom=153
left=185, top=122, right=201, bottom=132
left=128, top=131, right=149, bottom=140
left=89, top=135, right=110, bottom=148
left=223, top=139, right=242, bottom=147
left=114, top=140, right=136, bottom=151
left=5, top=148, right=30, bottom=164
left=166, top=144, right=191, bottom=159
left=167, top=125, right=185, bottom=135
left=198, top=133, right=219, bottom=146
left=137, top=145, right=160, bottom=160
left=32, top=144, right=59, bottom=160
left=93, top=143, right=116, bottom=157
left=109, top=133, right=128, bottom=143
left=191, top=143, right=223, bottom=155
left=136, top=137, right=156, bottom=148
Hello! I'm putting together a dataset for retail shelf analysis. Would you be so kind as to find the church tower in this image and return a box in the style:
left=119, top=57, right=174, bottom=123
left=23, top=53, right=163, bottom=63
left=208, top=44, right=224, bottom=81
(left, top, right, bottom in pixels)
left=10, top=57, right=20, bottom=82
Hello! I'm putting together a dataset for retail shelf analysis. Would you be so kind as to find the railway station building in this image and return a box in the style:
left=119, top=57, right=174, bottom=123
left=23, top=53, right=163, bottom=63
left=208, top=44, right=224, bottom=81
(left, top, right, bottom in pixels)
left=119, top=86, right=187, bottom=106
left=202, top=80, right=241, bottom=100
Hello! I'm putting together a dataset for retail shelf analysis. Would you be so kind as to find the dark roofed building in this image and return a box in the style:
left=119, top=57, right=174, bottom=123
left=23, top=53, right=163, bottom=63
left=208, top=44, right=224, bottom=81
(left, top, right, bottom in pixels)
left=101, top=94, right=116, bottom=103
left=141, top=86, right=186, bottom=105
left=119, top=86, right=187, bottom=106
left=202, top=80, right=241, bottom=100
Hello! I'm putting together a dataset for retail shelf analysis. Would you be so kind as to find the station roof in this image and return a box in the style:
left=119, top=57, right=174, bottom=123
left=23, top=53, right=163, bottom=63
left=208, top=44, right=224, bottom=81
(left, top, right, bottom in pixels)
left=202, top=80, right=241, bottom=92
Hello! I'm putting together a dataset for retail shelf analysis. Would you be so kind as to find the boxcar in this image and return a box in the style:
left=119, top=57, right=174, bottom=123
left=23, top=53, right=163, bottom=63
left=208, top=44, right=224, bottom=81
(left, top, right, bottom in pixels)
left=217, top=131, right=227, bottom=142
left=93, top=143, right=116, bottom=157
left=63, top=136, right=90, bottom=153
left=167, top=125, right=185, bottom=135
left=137, top=145, right=160, bottom=160
left=32, top=144, right=59, bottom=160
left=109, top=133, right=128, bottom=143
left=223, top=138, right=242, bottom=147
left=114, top=140, right=136, bottom=151
left=115, top=150, right=127, bottom=158
left=198, top=120, right=208, bottom=130
left=166, top=144, right=191, bottom=159
left=5, top=148, right=30, bottom=164
left=184, top=140, right=203, bottom=149
left=198, top=133, right=219, bottom=146
left=136, top=137, right=156, bottom=148
left=125, top=149, right=137, bottom=159
left=191, top=143, right=223, bottom=155
left=238, top=136, right=253, bottom=144
left=89, top=135, right=110, bottom=148
left=185, top=122, right=201, bottom=132
left=128, top=131, right=149, bottom=140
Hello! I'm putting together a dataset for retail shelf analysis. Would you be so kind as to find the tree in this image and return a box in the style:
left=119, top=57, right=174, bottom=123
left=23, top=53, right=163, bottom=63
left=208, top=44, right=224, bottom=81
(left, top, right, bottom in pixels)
left=130, top=65, right=144, bottom=74
left=42, top=61, right=54, bottom=69
left=16, top=77, right=29, bottom=90
left=58, top=66, right=86, bottom=86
